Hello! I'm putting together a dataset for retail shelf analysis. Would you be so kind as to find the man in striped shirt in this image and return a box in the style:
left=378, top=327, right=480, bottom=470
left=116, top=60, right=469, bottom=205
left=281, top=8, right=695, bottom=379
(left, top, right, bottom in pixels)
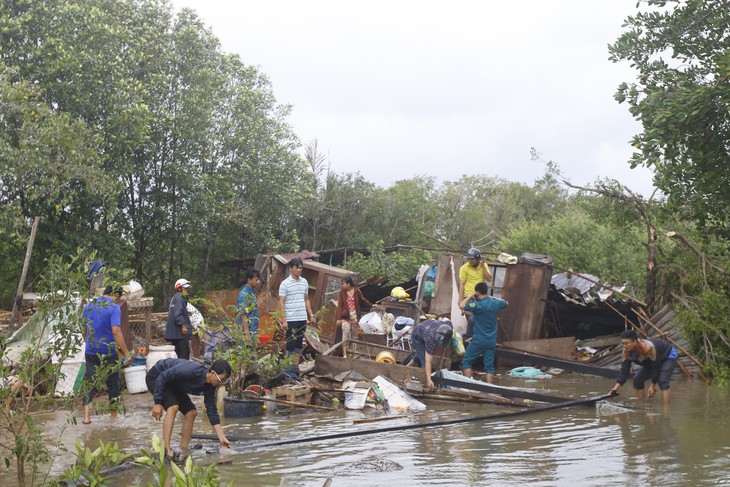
left=278, top=258, right=314, bottom=361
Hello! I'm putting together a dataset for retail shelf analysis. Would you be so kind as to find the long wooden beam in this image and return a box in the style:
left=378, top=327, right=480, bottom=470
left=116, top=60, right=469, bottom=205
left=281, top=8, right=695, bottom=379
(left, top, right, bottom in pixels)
left=433, top=375, right=570, bottom=404
left=495, top=347, right=626, bottom=379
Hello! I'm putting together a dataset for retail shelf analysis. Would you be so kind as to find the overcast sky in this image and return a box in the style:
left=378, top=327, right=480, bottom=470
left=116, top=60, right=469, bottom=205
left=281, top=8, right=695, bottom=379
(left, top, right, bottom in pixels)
left=170, top=0, right=656, bottom=195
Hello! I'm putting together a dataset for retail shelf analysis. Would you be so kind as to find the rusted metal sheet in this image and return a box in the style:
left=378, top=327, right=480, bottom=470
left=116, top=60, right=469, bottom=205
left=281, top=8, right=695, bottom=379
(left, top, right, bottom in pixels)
left=314, top=354, right=426, bottom=384
left=499, top=259, right=552, bottom=342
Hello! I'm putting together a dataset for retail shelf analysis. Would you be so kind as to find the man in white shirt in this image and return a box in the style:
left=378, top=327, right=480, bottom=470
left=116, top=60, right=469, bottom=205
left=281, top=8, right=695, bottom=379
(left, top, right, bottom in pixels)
left=278, top=258, right=314, bottom=362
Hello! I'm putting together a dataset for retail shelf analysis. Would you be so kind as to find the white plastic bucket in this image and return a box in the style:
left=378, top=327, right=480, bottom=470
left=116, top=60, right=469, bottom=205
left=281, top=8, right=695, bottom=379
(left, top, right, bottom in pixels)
left=146, top=345, right=177, bottom=371
left=123, top=365, right=148, bottom=394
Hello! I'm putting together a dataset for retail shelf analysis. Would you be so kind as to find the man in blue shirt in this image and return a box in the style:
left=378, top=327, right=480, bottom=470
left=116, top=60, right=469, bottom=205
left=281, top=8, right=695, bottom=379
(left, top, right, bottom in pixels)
left=459, top=281, right=509, bottom=384
left=146, top=358, right=232, bottom=458
left=237, top=268, right=262, bottom=340
left=81, top=285, right=130, bottom=424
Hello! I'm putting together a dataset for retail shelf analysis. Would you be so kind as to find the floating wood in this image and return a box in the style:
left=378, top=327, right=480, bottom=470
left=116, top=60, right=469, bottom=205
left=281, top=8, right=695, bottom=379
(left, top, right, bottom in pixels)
left=433, top=374, right=571, bottom=404
left=352, top=411, right=432, bottom=424
left=259, top=396, right=336, bottom=411
left=426, top=387, right=524, bottom=407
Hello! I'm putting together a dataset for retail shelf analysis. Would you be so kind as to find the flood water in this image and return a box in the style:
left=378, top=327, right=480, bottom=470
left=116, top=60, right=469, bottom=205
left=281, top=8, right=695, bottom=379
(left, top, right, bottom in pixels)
left=3, top=372, right=730, bottom=486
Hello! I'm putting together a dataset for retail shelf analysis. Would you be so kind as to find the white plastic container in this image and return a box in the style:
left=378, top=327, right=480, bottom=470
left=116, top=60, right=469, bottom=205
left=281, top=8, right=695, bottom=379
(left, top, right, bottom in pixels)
left=145, top=345, right=177, bottom=371
left=123, top=365, right=148, bottom=394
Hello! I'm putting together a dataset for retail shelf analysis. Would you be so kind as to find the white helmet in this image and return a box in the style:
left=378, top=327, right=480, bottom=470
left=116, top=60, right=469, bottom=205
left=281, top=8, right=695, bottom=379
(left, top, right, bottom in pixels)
left=175, top=278, right=191, bottom=290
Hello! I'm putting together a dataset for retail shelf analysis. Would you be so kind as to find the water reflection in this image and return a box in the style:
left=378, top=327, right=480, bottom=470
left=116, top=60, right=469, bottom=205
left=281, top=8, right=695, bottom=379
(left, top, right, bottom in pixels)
left=2, top=377, right=730, bottom=486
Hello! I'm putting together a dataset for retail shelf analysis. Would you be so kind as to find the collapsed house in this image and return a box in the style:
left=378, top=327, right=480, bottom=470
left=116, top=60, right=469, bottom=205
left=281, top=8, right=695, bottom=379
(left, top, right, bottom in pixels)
left=206, top=248, right=704, bottom=381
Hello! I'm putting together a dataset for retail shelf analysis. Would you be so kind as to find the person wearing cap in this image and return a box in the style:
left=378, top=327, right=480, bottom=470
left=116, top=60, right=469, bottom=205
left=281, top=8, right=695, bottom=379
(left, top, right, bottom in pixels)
left=408, top=318, right=453, bottom=389
left=146, top=358, right=232, bottom=459
left=81, top=285, right=131, bottom=424
left=458, top=248, right=493, bottom=343
left=610, top=329, right=678, bottom=403
left=459, top=282, right=508, bottom=384
left=165, top=278, right=193, bottom=360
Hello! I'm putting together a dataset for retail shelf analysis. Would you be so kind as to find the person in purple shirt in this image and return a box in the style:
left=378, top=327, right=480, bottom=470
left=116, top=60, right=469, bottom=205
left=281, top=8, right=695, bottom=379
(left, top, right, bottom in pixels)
left=145, top=358, right=232, bottom=458
left=81, top=285, right=130, bottom=424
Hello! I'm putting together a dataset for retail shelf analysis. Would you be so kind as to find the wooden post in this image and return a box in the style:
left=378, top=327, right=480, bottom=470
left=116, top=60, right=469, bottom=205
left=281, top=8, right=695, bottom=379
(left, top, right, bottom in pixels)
left=8, top=216, right=40, bottom=333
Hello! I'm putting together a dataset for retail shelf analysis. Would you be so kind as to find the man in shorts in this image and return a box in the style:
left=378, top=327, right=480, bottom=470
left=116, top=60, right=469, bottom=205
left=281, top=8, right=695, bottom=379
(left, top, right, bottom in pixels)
left=146, top=358, right=232, bottom=458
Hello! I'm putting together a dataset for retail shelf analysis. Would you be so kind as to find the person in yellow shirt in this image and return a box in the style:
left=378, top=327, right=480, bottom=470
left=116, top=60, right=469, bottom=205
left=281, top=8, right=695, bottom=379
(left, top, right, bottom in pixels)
left=458, top=248, right=493, bottom=343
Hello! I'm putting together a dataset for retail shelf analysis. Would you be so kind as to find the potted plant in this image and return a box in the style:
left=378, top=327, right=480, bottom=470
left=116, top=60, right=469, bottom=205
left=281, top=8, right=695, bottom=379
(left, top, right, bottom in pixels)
left=217, top=312, right=297, bottom=418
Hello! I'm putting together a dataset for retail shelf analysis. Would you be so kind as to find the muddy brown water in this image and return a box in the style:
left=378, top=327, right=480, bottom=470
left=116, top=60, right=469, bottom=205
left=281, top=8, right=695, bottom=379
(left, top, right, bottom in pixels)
left=2, top=372, right=730, bottom=486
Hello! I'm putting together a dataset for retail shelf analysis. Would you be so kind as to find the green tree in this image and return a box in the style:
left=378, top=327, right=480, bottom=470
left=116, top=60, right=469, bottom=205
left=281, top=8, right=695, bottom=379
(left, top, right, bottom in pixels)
left=499, top=203, right=647, bottom=298
left=0, top=0, right=308, bottom=299
left=0, top=66, right=115, bottom=305
left=609, top=0, right=730, bottom=231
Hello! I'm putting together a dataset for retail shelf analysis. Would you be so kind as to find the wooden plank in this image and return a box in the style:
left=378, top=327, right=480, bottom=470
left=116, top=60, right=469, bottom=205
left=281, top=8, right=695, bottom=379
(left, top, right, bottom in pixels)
left=502, top=336, right=576, bottom=361
left=433, top=375, right=570, bottom=404
left=499, top=262, right=552, bottom=342
left=314, top=355, right=426, bottom=384
left=346, top=339, right=452, bottom=369
left=9, top=216, right=40, bottom=332
left=576, top=335, right=621, bottom=349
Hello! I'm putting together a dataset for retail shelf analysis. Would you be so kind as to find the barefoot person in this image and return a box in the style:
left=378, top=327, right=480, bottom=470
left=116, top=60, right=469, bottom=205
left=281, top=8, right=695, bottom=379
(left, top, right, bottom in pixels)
left=459, top=282, right=508, bottom=384
left=81, top=285, right=130, bottom=424
left=146, top=358, right=232, bottom=458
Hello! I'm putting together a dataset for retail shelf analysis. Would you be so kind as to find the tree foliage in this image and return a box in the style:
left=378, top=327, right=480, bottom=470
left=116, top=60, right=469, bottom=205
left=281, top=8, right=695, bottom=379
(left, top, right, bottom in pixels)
left=0, top=0, right=306, bottom=305
left=609, top=0, right=730, bottom=232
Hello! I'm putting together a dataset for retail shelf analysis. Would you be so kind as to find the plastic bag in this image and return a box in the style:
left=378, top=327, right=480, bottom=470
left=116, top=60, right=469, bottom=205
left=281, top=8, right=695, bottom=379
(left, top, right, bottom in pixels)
left=359, top=312, right=385, bottom=334
left=451, top=333, right=466, bottom=357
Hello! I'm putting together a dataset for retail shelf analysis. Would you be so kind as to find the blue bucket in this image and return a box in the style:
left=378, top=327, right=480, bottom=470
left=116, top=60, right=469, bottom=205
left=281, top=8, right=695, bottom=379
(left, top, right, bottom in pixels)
left=223, top=397, right=265, bottom=418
